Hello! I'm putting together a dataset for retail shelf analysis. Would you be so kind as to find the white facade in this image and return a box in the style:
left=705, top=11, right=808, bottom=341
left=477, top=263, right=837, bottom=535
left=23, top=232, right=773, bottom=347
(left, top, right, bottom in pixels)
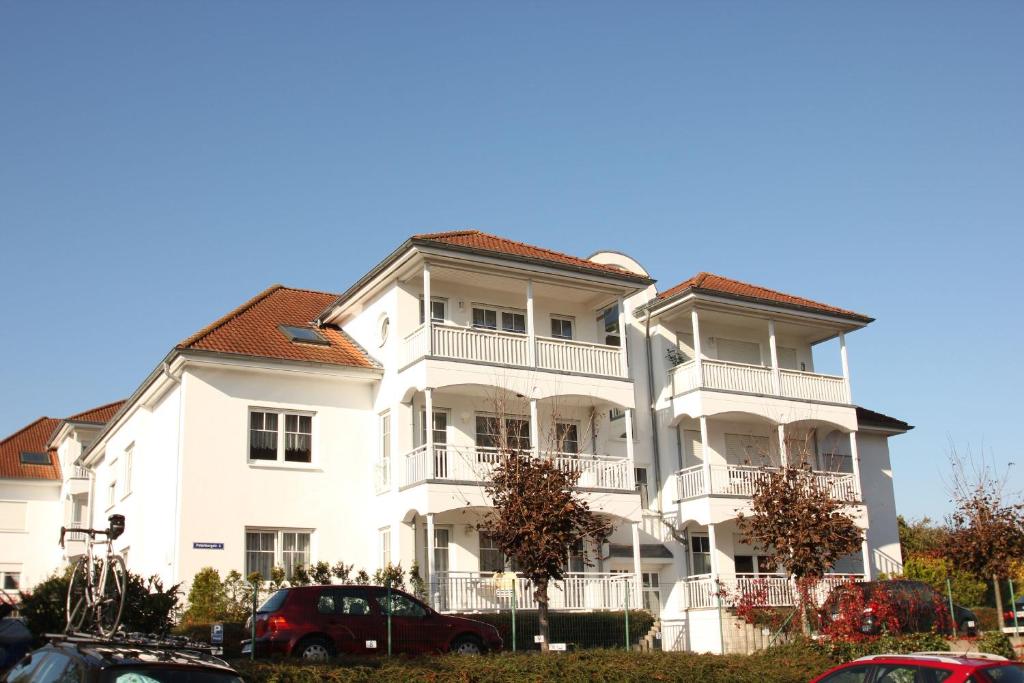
left=1, top=479, right=62, bottom=592
left=39, top=233, right=907, bottom=652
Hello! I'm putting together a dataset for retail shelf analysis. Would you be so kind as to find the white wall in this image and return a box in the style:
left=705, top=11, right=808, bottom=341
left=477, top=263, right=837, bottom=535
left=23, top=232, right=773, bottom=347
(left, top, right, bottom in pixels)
left=0, top=479, right=62, bottom=590
left=857, top=430, right=904, bottom=577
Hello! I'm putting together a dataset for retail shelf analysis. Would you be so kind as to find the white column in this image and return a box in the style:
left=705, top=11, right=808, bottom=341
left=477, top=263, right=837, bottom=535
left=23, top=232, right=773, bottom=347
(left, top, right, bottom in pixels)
left=423, top=264, right=433, bottom=356
left=526, top=279, right=536, bottom=367
left=424, top=389, right=434, bottom=476
left=777, top=424, right=788, bottom=468
left=707, top=522, right=720, bottom=579
left=624, top=408, right=636, bottom=491
left=691, top=309, right=703, bottom=383
left=839, top=332, right=851, bottom=403
left=861, top=537, right=873, bottom=581
left=631, top=521, right=643, bottom=604
left=699, top=416, right=711, bottom=495
left=426, top=513, right=437, bottom=608
left=768, top=319, right=781, bottom=396
left=529, top=398, right=540, bottom=457
left=617, top=296, right=629, bottom=378
left=848, top=431, right=863, bottom=500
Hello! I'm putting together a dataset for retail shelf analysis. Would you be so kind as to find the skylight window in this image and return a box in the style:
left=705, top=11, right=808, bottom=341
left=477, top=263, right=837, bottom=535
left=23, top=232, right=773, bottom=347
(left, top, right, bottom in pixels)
left=279, top=325, right=330, bottom=346
left=20, top=451, right=50, bottom=465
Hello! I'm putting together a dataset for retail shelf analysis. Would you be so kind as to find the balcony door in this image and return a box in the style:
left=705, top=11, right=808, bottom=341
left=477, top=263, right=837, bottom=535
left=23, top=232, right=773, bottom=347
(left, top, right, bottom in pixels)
left=419, top=408, right=449, bottom=478
left=716, top=338, right=762, bottom=366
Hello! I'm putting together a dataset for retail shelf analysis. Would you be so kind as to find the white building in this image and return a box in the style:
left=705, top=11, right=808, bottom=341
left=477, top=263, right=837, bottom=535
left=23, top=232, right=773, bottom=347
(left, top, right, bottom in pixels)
left=26, top=230, right=911, bottom=651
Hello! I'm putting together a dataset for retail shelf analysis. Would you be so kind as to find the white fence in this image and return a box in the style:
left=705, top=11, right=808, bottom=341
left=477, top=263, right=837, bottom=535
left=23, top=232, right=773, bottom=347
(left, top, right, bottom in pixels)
left=679, top=573, right=863, bottom=610
left=402, top=445, right=633, bottom=491
left=671, top=359, right=851, bottom=404
left=434, top=571, right=640, bottom=613
left=675, top=464, right=858, bottom=502
left=401, top=322, right=624, bottom=377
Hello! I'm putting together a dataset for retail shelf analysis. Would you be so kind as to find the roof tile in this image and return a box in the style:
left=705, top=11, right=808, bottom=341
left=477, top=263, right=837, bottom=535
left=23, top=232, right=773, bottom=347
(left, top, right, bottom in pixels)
left=177, top=285, right=377, bottom=369
left=0, top=417, right=61, bottom=481
left=67, top=400, right=126, bottom=424
left=656, top=272, right=871, bottom=321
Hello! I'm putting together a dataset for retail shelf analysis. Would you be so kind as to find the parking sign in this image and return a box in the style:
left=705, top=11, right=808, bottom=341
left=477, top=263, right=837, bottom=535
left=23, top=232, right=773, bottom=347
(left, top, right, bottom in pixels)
left=211, top=623, right=224, bottom=645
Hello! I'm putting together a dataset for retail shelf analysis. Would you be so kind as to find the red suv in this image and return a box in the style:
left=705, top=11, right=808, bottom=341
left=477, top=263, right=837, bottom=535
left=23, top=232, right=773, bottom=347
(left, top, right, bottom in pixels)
left=811, top=653, right=1024, bottom=682
left=241, top=585, right=502, bottom=661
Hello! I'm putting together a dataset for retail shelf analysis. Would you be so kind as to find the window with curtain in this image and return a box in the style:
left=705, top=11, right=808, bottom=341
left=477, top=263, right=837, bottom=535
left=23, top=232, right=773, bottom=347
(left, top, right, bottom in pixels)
left=284, top=414, right=312, bottom=462
left=475, top=415, right=530, bottom=452
left=501, top=311, right=526, bottom=334
left=249, top=409, right=314, bottom=463
left=472, top=307, right=498, bottom=330
left=690, top=535, right=711, bottom=575
left=245, top=531, right=276, bottom=579
left=555, top=422, right=579, bottom=454
left=551, top=317, right=574, bottom=340
left=249, top=411, right=278, bottom=460
left=599, top=305, right=620, bottom=346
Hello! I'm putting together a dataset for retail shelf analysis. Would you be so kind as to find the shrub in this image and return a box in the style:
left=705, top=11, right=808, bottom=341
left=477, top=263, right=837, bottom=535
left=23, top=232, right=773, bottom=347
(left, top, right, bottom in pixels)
left=972, top=606, right=1000, bottom=632
left=975, top=630, right=1016, bottom=659
left=814, top=631, right=950, bottom=663
left=451, top=610, right=654, bottom=650
left=182, top=567, right=229, bottom=625
left=18, top=567, right=181, bottom=638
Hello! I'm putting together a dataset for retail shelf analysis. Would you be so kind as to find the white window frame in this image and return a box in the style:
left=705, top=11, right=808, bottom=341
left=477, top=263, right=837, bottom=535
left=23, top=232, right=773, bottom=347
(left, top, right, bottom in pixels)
left=714, top=337, right=764, bottom=366
left=247, top=407, right=316, bottom=467
left=379, top=527, right=391, bottom=568
left=471, top=303, right=527, bottom=335
left=122, top=444, right=134, bottom=498
left=550, top=315, right=575, bottom=340
left=689, top=533, right=712, bottom=576
left=0, top=568, right=22, bottom=592
left=245, top=527, right=313, bottom=580
left=419, top=297, right=448, bottom=324
left=107, top=481, right=117, bottom=510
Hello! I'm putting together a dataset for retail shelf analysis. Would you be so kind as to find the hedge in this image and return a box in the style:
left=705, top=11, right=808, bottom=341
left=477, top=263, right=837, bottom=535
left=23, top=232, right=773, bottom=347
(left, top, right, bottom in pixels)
left=449, top=610, right=655, bottom=650
left=229, top=645, right=834, bottom=683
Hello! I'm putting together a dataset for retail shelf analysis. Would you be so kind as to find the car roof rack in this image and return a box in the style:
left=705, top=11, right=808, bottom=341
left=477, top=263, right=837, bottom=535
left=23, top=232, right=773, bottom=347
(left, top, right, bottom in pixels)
left=45, top=632, right=224, bottom=658
left=854, top=651, right=1009, bottom=664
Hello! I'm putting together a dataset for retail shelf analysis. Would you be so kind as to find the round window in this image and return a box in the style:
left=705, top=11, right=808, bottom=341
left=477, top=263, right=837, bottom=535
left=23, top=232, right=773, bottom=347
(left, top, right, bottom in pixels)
left=379, top=315, right=390, bottom=346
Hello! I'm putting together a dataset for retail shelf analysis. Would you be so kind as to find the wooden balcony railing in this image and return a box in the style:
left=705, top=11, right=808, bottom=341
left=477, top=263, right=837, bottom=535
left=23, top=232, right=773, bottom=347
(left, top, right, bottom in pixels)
left=671, top=359, right=850, bottom=404
left=675, top=464, right=859, bottom=502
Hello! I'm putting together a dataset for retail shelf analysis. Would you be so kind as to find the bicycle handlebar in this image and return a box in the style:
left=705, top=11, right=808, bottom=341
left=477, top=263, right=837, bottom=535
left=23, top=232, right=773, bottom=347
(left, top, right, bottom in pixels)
left=58, top=525, right=110, bottom=548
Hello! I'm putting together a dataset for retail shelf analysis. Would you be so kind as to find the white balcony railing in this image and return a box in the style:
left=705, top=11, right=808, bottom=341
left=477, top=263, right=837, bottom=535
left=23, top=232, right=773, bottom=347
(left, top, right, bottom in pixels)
left=402, top=322, right=625, bottom=378
left=671, top=359, right=851, bottom=404
left=434, top=570, right=640, bottom=613
left=675, top=464, right=859, bottom=502
left=679, top=573, right=863, bottom=610
left=402, top=445, right=634, bottom=491
left=68, top=466, right=91, bottom=480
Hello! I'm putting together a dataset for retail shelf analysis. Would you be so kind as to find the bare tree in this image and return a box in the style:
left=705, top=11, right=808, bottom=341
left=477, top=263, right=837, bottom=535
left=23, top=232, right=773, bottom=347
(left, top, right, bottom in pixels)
left=735, top=427, right=863, bottom=632
left=944, top=446, right=1024, bottom=629
left=476, top=387, right=613, bottom=651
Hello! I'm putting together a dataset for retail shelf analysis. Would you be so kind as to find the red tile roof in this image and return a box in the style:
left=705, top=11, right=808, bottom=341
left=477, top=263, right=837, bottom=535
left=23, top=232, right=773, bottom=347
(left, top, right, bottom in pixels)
left=655, top=272, right=872, bottom=322
left=0, top=417, right=61, bottom=481
left=67, top=400, right=126, bottom=424
left=412, top=230, right=652, bottom=283
left=177, top=285, right=377, bottom=369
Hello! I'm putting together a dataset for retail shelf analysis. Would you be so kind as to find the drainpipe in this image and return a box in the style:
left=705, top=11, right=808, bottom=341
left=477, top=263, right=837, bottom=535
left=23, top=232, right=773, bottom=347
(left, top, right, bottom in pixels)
left=644, top=310, right=663, bottom=511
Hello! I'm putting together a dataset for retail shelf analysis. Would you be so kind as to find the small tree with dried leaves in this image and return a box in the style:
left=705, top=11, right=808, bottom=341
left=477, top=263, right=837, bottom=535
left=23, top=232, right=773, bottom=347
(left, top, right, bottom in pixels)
left=736, top=461, right=863, bottom=632
left=944, top=448, right=1024, bottom=629
left=479, top=452, right=612, bottom=651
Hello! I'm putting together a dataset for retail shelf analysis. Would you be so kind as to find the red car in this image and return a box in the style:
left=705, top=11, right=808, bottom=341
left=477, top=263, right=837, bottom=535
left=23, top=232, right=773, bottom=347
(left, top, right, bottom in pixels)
left=811, top=653, right=1023, bottom=683
left=241, top=585, right=502, bottom=661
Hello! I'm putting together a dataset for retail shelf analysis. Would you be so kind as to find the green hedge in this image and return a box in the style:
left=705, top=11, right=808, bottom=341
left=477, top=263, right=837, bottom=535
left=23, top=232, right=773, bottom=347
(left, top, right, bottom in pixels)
left=230, top=646, right=834, bottom=683
left=450, top=610, right=654, bottom=650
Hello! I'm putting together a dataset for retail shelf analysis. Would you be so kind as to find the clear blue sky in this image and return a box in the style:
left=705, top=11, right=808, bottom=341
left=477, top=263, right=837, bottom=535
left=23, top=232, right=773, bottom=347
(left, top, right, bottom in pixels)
left=1, top=2, right=1020, bottom=521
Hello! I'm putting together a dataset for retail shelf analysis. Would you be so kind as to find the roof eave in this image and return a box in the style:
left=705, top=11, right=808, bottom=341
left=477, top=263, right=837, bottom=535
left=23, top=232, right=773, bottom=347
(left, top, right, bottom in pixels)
left=638, top=287, right=874, bottom=325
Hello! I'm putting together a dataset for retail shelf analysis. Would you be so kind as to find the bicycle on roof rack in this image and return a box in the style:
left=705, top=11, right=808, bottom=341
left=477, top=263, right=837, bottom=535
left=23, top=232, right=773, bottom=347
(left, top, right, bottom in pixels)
left=59, top=514, right=128, bottom=636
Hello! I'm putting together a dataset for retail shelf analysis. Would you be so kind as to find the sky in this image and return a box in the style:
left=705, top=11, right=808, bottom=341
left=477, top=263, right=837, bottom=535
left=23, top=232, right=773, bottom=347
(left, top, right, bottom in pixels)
left=1, top=2, right=1021, bottom=521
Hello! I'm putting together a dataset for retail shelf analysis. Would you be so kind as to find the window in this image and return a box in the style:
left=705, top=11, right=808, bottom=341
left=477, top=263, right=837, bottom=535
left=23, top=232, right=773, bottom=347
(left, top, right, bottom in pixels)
left=724, top=433, right=771, bottom=466
left=682, top=429, right=704, bottom=466
left=107, top=481, right=116, bottom=509
left=419, top=297, right=447, bottom=324
left=245, top=529, right=312, bottom=580
left=479, top=531, right=519, bottom=573
left=0, top=501, right=27, bottom=531
left=249, top=409, right=314, bottom=464
left=555, top=422, right=579, bottom=454
left=776, top=346, right=798, bottom=370
left=380, top=412, right=391, bottom=459
left=19, top=451, right=50, bottom=465
left=2, top=570, right=20, bottom=590
left=985, top=666, right=1024, bottom=682
left=320, top=588, right=372, bottom=616
left=599, top=305, right=620, bottom=346
left=635, top=467, right=649, bottom=509
left=378, top=315, right=390, bottom=346
left=475, top=415, right=530, bottom=452
left=816, top=666, right=871, bottom=683
left=377, top=592, right=427, bottom=618
left=716, top=338, right=762, bottom=365
left=550, top=316, right=574, bottom=340
left=123, top=444, right=134, bottom=497
left=690, top=534, right=711, bottom=575
left=874, top=666, right=932, bottom=683
left=501, top=311, right=526, bottom=334
left=379, top=527, right=391, bottom=568
left=735, top=555, right=755, bottom=574
left=279, top=325, right=330, bottom=346
left=472, top=307, right=498, bottom=330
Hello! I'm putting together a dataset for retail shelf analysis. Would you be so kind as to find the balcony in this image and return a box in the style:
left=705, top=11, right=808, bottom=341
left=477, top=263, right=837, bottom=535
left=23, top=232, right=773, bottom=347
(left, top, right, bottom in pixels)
left=435, top=570, right=639, bottom=613
left=402, top=322, right=625, bottom=379
left=675, top=464, right=859, bottom=502
left=400, top=445, right=634, bottom=492
left=66, top=465, right=91, bottom=494
left=679, top=573, right=862, bottom=610
left=671, top=359, right=850, bottom=405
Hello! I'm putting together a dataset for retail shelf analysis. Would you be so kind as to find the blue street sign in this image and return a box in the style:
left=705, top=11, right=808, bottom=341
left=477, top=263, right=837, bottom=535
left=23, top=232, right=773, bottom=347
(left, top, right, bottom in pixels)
left=211, top=623, right=224, bottom=645
left=193, top=542, right=224, bottom=550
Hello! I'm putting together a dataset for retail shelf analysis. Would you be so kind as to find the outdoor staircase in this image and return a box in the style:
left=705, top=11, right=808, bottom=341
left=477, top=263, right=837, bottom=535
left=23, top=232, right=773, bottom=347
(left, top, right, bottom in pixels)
left=635, top=618, right=662, bottom=651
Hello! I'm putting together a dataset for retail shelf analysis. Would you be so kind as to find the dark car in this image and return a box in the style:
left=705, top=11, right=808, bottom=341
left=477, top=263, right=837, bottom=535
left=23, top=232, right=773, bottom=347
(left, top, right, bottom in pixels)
left=822, top=580, right=978, bottom=636
left=241, top=584, right=502, bottom=660
left=2, top=639, right=242, bottom=683
left=1003, top=597, right=1024, bottom=634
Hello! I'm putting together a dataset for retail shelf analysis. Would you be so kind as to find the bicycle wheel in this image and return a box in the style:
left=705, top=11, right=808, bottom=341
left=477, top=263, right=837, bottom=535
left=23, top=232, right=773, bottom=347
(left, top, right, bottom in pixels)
left=66, top=558, right=89, bottom=633
left=95, top=555, right=127, bottom=637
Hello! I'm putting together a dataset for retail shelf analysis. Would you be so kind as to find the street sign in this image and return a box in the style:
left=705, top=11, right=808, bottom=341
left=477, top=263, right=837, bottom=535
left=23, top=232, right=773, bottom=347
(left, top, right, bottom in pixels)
left=550, top=643, right=567, bottom=651
left=534, top=635, right=544, bottom=643
left=366, top=640, right=378, bottom=649
left=193, top=542, right=224, bottom=550
left=211, top=623, right=224, bottom=645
